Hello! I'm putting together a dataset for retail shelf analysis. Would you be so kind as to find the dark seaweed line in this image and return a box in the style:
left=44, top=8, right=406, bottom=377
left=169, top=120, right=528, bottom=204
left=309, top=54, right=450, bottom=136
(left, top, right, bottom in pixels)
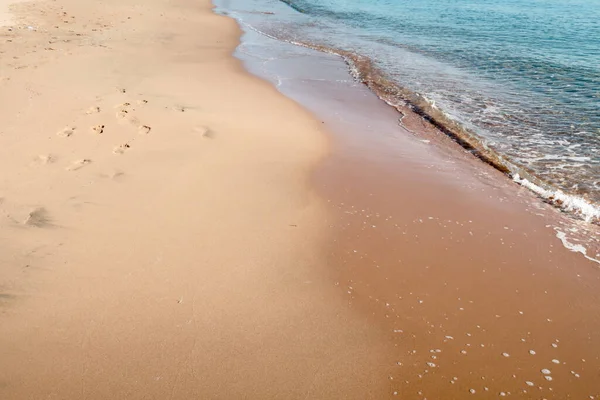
left=266, top=32, right=599, bottom=224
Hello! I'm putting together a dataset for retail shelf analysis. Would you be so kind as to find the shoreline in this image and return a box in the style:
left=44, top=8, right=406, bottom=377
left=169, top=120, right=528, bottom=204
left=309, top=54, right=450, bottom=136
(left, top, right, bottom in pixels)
left=225, top=5, right=600, bottom=397
left=223, top=10, right=600, bottom=264
left=220, top=0, right=600, bottom=227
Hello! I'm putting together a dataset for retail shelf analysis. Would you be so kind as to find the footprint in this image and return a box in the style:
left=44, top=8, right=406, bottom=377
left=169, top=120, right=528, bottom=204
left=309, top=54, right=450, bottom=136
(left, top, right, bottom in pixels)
left=116, top=109, right=129, bottom=119
left=0, top=293, right=16, bottom=304
left=138, top=125, right=151, bottom=135
left=118, top=88, right=126, bottom=93
left=114, top=102, right=131, bottom=109
left=136, top=99, right=148, bottom=105
left=33, top=154, right=55, bottom=165
left=113, top=143, right=130, bottom=154
left=86, top=106, right=100, bottom=114
left=193, top=125, right=213, bottom=139
left=24, top=207, right=52, bottom=227
left=172, top=105, right=186, bottom=113
left=66, top=159, right=91, bottom=171
left=116, top=109, right=139, bottom=126
left=100, top=170, right=124, bottom=180
left=91, top=124, right=104, bottom=134
left=127, top=116, right=140, bottom=126
left=56, top=126, right=75, bottom=137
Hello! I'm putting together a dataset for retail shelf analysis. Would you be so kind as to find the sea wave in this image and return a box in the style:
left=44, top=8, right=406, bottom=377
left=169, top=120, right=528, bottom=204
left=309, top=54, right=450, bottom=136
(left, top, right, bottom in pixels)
left=245, top=22, right=600, bottom=224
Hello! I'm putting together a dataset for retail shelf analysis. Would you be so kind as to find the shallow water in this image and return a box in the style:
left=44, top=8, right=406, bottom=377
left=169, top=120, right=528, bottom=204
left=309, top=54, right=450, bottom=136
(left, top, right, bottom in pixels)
left=216, top=0, right=600, bottom=223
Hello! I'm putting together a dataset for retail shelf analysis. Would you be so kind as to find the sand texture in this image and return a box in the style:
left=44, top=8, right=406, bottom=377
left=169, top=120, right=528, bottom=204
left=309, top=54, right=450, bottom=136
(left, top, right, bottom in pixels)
left=0, top=0, right=394, bottom=398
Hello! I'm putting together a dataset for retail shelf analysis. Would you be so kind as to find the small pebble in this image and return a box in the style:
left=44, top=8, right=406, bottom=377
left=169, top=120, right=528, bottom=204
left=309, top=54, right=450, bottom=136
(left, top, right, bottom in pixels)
left=469, top=389, right=476, bottom=394
left=552, top=359, right=560, bottom=364
left=502, top=352, right=510, bottom=357
left=545, top=376, right=553, bottom=382
left=529, top=350, right=536, bottom=355
left=541, top=369, right=551, bottom=375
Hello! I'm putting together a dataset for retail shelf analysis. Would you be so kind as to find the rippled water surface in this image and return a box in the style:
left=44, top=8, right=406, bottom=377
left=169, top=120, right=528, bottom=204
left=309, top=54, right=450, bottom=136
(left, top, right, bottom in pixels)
left=217, top=0, right=600, bottom=220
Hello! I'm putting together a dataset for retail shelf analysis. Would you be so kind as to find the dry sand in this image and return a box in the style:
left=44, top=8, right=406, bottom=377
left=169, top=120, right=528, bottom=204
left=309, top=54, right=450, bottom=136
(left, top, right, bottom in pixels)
left=0, top=0, right=394, bottom=398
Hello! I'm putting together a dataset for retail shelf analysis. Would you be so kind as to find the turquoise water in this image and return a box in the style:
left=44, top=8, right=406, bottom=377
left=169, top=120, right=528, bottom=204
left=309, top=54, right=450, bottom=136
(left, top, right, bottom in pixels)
left=218, top=0, right=600, bottom=221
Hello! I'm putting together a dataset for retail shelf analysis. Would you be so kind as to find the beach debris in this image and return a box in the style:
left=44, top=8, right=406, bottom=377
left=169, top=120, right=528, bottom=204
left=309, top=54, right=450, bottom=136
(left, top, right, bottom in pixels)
left=138, top=125, right=151, bottom=135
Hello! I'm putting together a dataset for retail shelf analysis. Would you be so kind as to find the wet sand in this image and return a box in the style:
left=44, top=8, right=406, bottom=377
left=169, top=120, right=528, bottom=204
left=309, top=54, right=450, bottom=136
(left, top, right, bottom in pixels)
left=234, top=26, right=600, bottom=398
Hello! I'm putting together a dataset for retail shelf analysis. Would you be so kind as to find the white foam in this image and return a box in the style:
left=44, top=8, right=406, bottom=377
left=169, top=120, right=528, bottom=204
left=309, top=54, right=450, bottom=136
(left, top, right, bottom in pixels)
left=555, top=230, right=600, bottom=265
left=513, top=174, right=600, bottom=224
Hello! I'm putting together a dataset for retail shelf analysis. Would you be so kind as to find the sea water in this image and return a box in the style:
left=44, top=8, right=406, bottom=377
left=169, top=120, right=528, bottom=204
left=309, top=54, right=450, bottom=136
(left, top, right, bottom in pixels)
left=217, top=0, right=600, bottom=223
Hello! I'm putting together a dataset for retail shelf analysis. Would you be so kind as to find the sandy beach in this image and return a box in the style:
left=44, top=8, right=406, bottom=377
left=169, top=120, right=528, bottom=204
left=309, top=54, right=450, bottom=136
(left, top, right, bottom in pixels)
left=0, top=0, right=394, bottom=397
left=1, top=0, right=600, bottom=398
